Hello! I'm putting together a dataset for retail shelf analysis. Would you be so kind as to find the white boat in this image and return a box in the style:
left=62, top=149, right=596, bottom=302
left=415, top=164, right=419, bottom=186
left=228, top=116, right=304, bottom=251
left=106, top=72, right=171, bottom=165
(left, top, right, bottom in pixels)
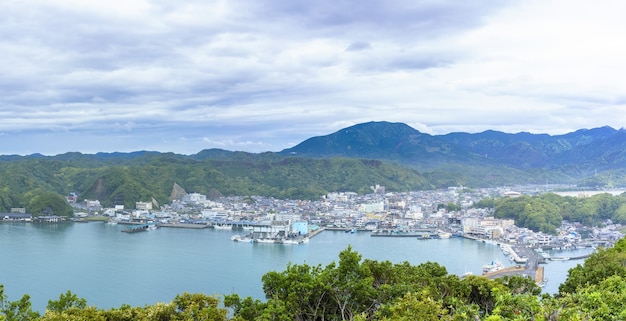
left=281, top=237, right=310, bottom=245
left=231, top=234, right=308, bottom=245
left=213, top=224, right=232, bottom=230
left=482, top=260, right=505, bottom=274
left=438, top=232, right=452, bottom=239
left=231, top=235, right=254, bottom=243
left=549, top=256, right=570, bottom=261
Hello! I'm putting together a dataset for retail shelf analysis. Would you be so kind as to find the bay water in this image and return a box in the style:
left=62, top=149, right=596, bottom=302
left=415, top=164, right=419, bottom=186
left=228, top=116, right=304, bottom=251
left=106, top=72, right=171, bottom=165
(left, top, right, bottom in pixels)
left=0, top=222, right=591, bottom=312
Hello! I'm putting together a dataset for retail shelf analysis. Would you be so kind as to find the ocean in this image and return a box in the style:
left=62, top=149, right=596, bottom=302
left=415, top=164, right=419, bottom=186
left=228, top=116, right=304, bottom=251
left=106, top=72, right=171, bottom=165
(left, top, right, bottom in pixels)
left=0, top=222, right=591, bottom=312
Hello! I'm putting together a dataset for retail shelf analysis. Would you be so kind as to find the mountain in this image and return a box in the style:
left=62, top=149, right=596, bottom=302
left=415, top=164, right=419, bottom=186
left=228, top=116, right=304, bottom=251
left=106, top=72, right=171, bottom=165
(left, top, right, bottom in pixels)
left=280, top=121, right=626, bottom=186
left=279, top=121, right=471, bottom=166
left=0, top=148, right=432, bottom=210
left=0, top=121, right=624, bottom=213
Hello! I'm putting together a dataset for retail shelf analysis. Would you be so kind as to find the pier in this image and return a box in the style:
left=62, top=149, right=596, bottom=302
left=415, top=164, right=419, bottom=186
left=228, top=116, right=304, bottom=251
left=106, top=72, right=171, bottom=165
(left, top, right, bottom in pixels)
left=307, top=227, right=325, bottom=238
left=158, top=223, right=208, bottom=229
left=370, top=229, right=438, bottom=238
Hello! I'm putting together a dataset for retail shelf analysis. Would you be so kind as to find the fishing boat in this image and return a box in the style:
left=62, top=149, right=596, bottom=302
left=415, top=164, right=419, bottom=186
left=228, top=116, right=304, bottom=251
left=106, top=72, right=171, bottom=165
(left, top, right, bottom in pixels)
left=482, top=260, right=505, bottom=274
left=121, top=224, right=150, bottom=233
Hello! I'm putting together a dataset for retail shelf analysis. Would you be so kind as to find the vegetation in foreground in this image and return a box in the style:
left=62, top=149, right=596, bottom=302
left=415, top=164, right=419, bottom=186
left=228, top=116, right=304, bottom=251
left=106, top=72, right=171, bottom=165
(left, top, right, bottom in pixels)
left=3, top=238, right=626, bottom=320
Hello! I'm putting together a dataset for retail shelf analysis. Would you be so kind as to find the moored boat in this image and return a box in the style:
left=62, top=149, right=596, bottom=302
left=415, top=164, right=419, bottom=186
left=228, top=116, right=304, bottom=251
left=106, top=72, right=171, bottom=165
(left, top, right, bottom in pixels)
left=438, top=232, right=451, bottom=239
left=482, top=260, right=505, bottom=274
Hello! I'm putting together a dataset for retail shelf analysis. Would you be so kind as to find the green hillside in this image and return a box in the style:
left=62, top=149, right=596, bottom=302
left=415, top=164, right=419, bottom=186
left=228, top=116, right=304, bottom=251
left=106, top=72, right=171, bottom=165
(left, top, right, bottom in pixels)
left=0, top=152, right=432, bottom=212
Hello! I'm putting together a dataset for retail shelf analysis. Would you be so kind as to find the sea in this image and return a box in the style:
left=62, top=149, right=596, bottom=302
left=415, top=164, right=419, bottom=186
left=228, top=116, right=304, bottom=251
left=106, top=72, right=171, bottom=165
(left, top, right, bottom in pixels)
left=0, top=222, right=594, bottom=313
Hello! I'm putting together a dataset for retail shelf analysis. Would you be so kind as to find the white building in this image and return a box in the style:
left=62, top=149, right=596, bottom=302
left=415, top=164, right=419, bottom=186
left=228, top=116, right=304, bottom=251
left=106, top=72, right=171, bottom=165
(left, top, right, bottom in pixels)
left=182, top=193, right=207, bottom=204
left=136, top=201, right=152, bottom=211
left=201, top=209, right=230, bottom=220
left=359, top=201, right=385, bottom=213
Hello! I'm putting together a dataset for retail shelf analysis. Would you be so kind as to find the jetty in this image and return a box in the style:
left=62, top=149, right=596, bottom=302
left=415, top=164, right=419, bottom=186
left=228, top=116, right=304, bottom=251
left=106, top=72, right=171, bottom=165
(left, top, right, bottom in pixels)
left=371, top=229, right=438, bottom=238
left=158, top=223, right=208, bottom=229
left=482, top=263, right=545, bottom=286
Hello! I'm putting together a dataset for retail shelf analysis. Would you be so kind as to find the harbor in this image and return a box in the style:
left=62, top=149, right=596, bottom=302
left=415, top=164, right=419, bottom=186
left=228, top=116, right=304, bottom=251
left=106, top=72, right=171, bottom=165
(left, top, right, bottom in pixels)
left=0, top=221, right=596, bottom=312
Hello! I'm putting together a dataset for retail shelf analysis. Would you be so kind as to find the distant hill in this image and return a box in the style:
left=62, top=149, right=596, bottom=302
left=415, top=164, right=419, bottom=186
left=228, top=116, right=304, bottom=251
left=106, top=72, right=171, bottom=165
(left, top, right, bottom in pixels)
left=0, top=149, right=432, bottom=210
left=0, top=121, right=625, bottom=213
left=280, top=121, right=626, bottom=186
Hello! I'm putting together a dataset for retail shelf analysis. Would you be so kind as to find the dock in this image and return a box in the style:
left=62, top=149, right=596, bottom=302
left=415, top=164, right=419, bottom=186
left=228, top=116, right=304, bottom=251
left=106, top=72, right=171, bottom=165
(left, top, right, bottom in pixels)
left=370, top=229, right=437, bottom=238
left=307, top=227, right=325, bottom=238
left=158, top=223, right=209, bottom=229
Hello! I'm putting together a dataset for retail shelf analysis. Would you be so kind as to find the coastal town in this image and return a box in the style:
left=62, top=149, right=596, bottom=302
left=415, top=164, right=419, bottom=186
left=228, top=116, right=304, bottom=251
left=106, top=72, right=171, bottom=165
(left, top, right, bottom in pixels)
left=2, top=184, right=623, bottom=284
left=3, top=184, right=622, bottom=248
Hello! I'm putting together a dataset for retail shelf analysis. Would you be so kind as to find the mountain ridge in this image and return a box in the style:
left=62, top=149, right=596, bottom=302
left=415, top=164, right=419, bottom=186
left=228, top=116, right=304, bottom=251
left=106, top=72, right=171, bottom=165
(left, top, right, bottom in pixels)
left=279, top=121, right=624, bottom=176
left=0, top=121, right=623, bottom=210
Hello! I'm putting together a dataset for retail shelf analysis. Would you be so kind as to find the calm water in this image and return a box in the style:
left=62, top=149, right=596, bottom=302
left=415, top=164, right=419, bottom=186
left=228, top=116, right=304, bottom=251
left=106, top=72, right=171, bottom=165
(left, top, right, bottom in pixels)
left=0, top=222, right=591, bottom=312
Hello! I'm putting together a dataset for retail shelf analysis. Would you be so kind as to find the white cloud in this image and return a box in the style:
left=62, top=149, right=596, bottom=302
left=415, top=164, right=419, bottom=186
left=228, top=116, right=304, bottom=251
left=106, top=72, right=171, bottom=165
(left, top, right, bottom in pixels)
left=0, top=0, right=624, bottom=155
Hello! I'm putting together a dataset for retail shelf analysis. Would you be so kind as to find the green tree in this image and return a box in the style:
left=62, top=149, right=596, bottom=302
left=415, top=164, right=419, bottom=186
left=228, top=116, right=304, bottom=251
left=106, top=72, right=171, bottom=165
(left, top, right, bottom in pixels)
left=172, top=292, right=228, bottom=321
left=461, top=275, right=505, bottom=316
left=2, top=294, right=40, bottom=321
left=489, top=287, right=542, bottom=320
left=25, top=191, right=73, bottom=217
left=556, top=276, right=626, bottom=320
left=46, top=290, right=87, bottom=313
left=378, top=291, right=447, bottom=321
left=559, top=238, right=626, bottom=294
left=324, top=247, right=376, bottom=320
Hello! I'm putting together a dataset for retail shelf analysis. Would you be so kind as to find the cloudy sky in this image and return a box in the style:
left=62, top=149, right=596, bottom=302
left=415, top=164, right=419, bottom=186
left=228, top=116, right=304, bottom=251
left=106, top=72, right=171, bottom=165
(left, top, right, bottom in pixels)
left=1, top=0, right=625, bottom=155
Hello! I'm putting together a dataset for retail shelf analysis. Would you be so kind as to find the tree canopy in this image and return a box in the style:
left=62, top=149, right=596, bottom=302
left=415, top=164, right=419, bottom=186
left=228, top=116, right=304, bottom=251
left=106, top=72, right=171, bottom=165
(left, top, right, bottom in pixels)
left=477, top=192, right=626, bottom=233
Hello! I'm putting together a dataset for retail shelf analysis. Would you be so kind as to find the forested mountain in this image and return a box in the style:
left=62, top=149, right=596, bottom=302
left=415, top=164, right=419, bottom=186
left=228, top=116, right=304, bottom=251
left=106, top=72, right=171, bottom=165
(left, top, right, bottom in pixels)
left=280, top=121, right=626, bottom=187
left=0, top=153, right=431, bottom=211
left=1, top=121, right=625, bottom=214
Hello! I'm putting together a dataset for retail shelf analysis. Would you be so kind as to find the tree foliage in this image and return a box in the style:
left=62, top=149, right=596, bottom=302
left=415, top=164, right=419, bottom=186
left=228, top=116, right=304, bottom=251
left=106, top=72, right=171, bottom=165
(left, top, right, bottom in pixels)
left=477, top=192, right=626, bottom=233
left=0, top=153, right=433, bottom=209
left=24, top=191, right=73, bottom=217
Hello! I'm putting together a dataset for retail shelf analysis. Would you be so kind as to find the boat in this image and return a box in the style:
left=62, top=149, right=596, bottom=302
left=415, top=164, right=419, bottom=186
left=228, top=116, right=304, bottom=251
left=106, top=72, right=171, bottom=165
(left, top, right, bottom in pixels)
left=438, top=231, right=452, bottom=239
left=231, top=235, right=254, bottom=243
left=482, top=260, right=505, bottom=274
left=281, top=237, right=310, bottom=245
left=213, top=223, right=233, bottom=230
left=121, top=224, right=150, bottom=233
left=549, top=256, right=570, bottom=261
left=231, top=234, right=309, bottom=244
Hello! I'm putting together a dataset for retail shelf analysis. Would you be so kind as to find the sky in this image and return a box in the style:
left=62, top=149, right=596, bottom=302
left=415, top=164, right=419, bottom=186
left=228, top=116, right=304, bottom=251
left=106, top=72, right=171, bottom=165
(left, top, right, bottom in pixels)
left=1, top=0, right=626, bottom=155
